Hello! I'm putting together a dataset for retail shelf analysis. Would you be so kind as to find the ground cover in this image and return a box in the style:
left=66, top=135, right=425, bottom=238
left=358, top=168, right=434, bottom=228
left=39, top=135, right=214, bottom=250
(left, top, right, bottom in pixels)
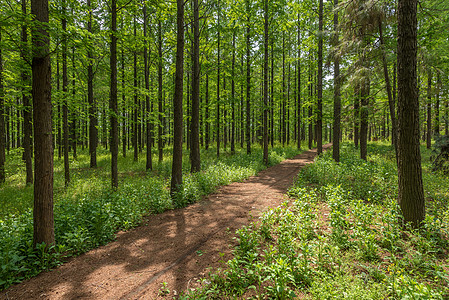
left=0, top=144, right=301, bottom=290
left=185, top=143, right=449, bottom=299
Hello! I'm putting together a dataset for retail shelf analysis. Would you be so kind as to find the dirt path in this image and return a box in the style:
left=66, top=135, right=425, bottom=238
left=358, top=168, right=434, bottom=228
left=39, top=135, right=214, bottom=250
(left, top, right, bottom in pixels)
left=1, top=145, right=331, bottom=300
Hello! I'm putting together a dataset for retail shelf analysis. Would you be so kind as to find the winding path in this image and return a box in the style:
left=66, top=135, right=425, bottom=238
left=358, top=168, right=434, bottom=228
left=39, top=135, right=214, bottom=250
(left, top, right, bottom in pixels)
left=1, top=144, right=331, bottom=300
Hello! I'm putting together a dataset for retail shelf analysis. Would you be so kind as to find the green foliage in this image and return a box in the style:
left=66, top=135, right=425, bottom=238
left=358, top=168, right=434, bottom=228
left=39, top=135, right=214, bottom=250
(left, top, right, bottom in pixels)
left=184, top=143, right=449, bottom=299
left=0, top=144, right=301, bottom=290
left=431, top=135, right=449, bottom=174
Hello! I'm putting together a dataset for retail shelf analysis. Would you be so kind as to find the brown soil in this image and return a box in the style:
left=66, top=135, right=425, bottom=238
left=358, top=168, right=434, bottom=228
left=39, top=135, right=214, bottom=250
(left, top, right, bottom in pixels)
left=1, top=145, right=331, bottom=300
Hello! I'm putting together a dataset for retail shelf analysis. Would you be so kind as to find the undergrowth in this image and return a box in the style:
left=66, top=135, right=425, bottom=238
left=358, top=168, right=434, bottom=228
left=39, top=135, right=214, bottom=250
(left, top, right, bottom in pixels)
left=0, top=144, right=301, bottom=290
left=184, top=142, right=449, bottom=299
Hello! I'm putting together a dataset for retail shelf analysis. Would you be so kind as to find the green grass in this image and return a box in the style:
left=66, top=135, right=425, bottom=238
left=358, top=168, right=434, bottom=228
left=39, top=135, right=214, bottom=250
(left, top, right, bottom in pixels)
left=0, top=143, right=302, bottom=290
left=184, top=142, right=449, bottom=299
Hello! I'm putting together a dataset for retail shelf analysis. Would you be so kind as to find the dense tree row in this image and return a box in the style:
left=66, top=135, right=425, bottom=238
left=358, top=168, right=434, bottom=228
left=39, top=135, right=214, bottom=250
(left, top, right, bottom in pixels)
left=0, top=0, right=448, bottom=244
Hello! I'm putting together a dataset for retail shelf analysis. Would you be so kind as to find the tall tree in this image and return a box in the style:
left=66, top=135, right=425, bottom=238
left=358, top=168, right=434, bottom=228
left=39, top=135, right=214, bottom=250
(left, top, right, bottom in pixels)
left=133, top=17, right=138, bottom=162
left=332, top=0, right=341, bottom=162
left=262, top=0, right=269, bottom=165
left=110, top=0, right=118, bottom=189
left=245, top=0, right=251, bottom=154
left=171, top=0, right=185, bottom=197
left=296, top=13, right=301, bottom=150
left=317, top=0, right=323, bottom=155
left=22, top=0, right=33, bottom=185
left=87, top=0, right=97, bottom=168
left=397, top=0, right=425, bottom=227
left=31, top=0, right=55, bottom=246
left=426, top=69, right=432, bottom=149
left=216, top=1, right=221, bottom=158
left=144, top=5, right=152, bottom=171
left=62, top=0, right=70, bottom=186
left=0, top=31, right=5, bottom=184
left=190, top=0, right=200, bottom=172
left=157, top=20, right=163, bottom=163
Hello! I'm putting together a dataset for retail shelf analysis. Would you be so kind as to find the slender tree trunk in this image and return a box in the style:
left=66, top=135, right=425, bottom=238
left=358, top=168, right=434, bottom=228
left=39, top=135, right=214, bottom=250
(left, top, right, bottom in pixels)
left=332, top=0, right=341, bottom=162
left=379, top=19, right=398, bottom=163
left=121, top=46, right=126, bottom=158
left=297, top=14, right=301, bottom=150
left=317, top=0, right=323, bottom=154
left=88, top=0, right=97, bottom=167
left=308, top=66, right=313, bottom=149
left=190, top=0, right=200, bottom=172
left=205, top=73, right=209, bottom=150
left=158, top=20, right=163, bottom=163
left=231, top=29, right=236, bottom=155
left=71, top=46, right=77, bottom=160
left=241, top=53, right=244, bottom=149
left=31, top=0, right=54, bottom=246
left=62, top=3, right=70, bottom=186
left=171, top=0, right=185, bottom=198
left=216, top=3, right=221, bottom=158
left=110, top=0, right=119, bottom=189
left=263, top=0, right=269, bottom=165
left=397, top=0, right=425, bottom=227
left=22, top=0, right=33, bottom=184
left=435, top=73, right=440, bottom=136
left=0, top=31, right=5, bottom=184
left=354, top=85, right=360, bottom=148
left=246, top=12, right=251, bottom=154
left=282, top=34, right=286, bottom=146
left=144, top=5, right=152, bottom=170
left=426, top=69, right=432, bottom=149
left=133, top=19, right=138, bottom=162
left=56, top=52, right=61, bottom=159
left=271, top=38, right=274, bottom=148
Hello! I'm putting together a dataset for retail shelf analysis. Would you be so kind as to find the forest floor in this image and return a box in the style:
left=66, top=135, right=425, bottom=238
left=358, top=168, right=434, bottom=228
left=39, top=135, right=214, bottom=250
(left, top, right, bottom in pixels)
left=0, top=144, right=331, bottom=300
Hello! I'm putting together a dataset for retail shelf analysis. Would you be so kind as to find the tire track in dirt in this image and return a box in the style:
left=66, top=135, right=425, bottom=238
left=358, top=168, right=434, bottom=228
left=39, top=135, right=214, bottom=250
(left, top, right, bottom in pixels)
left=0, top=145, right=331, bottom=300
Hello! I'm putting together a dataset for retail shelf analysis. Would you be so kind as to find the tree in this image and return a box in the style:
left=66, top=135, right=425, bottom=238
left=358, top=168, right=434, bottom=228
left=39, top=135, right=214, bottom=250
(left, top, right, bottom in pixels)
left=62, top=0, right=70, bottom=186
left=190, top=0, right=200, bottom=172
left=397, top=0, right=425, bottom=227
left=87, top=0, right=97, bottom=168
left=262, top=0, right=269, bottom=165
left=317, top=0, right=323, bottom=155
left=332, top=0, right=341, bottom=162
left=110, top=0, right=118, bottom=189
left=0, top=30, right=5, bottom=184
left=144, top=4, right=152, bottom=171
left=31, top=0, right=55, bottom=246
left=171, top=0, right=184, bottom=197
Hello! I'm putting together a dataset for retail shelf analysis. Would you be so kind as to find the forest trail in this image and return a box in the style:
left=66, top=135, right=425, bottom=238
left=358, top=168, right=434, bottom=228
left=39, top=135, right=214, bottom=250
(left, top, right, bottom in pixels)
left=1, top=144, right=331, bottom=300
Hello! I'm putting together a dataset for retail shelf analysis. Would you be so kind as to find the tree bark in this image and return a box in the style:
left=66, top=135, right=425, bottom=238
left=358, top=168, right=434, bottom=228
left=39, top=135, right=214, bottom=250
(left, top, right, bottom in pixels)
left=354, top=85, right=360, bottom=148
left=190, top=0, right=200, bottom=172
left=231, top=29, right=236, bottom=155
left=360, top=78, right=369, bottom=160
left=216, top=3, right=221, bottom=158
left=22, top=0, right=33, bottom=184
left=133, top=18, right=138, bottom=162
left=171, top=0, right=185, bottom=197
left=0, top=31, right=5, bottom=184
left=317, top=0, right=323, bottom=155
left=31, top=0, right=55, bottom=246
left=332, top=0, right=341, bottom=162
left=426, top=69, right=432, bottom=149
left=110, top=0, right=119, bottom=189
left=144, top=5, right=152, bottom=170
left=246, top=9, right=251, bottom=154
left=88, top=0, right=97, bottom=167
left=158, top=20, right=163, bottom=163
left=397, top=0, right=425, bottom=228
left=263, top=0, right=269, bottom=165
left=297, top=14, right=301, bottom=150
left=62, top=2, right=70, bottom=186
left=435, top=73, right=440, bottom=136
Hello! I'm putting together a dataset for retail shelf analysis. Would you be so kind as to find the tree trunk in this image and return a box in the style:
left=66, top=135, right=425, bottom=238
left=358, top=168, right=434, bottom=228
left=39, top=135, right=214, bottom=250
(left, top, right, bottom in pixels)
left=379, top=19, right=398, bottom=164
left=110, top=0, right=119, bottom=189
left=397, top=0, right=425, bottom=228
left=246, top=11, right=251, bottom=154
left=133, top=18, right=138, bottom=162
left=205, top=73, right=209, bottom=150
left=88, top=0, right=97, bottom=167
left=317, top=0, right=323, bottom=155
left=435, top=73, right=440, bottom=136
left=297, top=14, right=301, bottom=150
left=31, top=0, right=55, bottom=246
left=332, top=0, right=341, bottom=162
left=231, top=29, right=236, bottom=155
left=190, top=0, right=200, bottom=172
left=0, top=31, right=5, bottom=184
left=158, top=20, right=163, bottom=163
left=62, top=3, right=70, bottom=186
left=144, top=5, right=152, bottom=170
left=22, top=0, right=33, bottom=184
left=121, top=46, right=126, bottom=158
left=354, top=85, right=360, bottom=148
left=71, top=46, right=77, bottom=160
left=263, top=0, right=269, bottom=165
left=426, top=69, right=432, bottom=149
left=170, top=0, right=185, bottom=198
left=216, top=3, right=221, bottom=158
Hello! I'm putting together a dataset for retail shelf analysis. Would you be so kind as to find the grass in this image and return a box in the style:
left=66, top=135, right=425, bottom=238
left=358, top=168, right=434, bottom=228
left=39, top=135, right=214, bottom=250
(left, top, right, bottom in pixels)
left=183, top=142, right=449, bottom=299
left=0, top=143, right=302, bottom=290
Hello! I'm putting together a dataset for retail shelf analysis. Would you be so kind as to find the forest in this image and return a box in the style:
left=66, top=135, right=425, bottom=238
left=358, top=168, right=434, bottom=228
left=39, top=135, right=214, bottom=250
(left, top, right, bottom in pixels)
left=0, top=0, right=448, bottom=298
